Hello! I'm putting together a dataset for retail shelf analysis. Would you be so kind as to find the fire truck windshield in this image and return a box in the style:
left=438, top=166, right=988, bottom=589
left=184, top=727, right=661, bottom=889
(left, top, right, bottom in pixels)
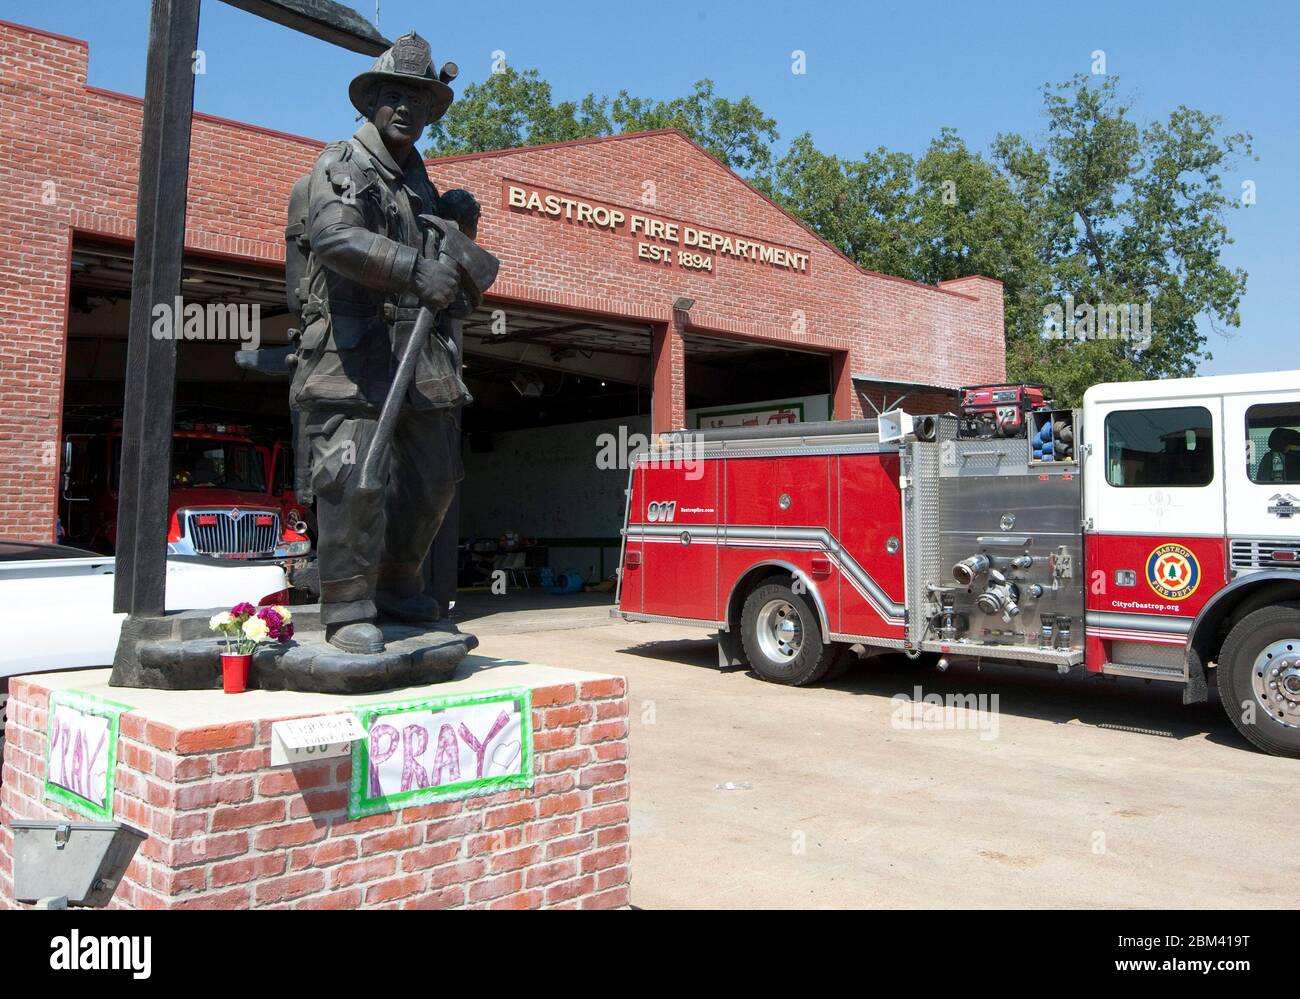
left=109, top=436, right=269, bottom=493
left=170, top=439, right=266, bottom=491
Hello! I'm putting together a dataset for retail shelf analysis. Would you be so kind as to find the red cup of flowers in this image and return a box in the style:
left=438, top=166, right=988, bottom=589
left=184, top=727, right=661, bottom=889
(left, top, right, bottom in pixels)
left=210, top=602, right=295, bottom=693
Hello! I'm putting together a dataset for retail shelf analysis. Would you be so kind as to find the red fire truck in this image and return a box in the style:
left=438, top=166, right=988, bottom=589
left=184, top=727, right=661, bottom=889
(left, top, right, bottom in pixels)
left=60, top=420, right=310, bottom=563
left=615, top=371, right=1300, bottom=757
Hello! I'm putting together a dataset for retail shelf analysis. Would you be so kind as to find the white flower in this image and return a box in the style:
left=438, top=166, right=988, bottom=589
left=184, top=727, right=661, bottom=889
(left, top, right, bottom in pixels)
left=241, top=617, right=269, bottom=643
left=276, top=606, right=292, bottom=625
left=209, top=611, right=233, bottom=632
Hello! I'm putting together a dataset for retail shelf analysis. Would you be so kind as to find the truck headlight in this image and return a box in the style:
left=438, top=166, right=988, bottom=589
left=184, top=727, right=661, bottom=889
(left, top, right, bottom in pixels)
left=274, top=541, right=311, bottom=557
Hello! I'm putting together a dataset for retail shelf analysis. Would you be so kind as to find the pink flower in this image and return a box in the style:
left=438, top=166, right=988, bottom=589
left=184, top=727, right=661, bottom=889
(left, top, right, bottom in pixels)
left=231, top=602, right=256, bottom=620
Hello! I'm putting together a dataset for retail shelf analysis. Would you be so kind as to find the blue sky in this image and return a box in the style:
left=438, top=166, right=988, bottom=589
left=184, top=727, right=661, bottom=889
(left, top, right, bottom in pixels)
left=8, top=0, right=1297, bottom=376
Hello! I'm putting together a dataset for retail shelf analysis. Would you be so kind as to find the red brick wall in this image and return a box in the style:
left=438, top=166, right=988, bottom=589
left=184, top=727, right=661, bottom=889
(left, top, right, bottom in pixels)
left=0, top=674, right=631, bottom=910
left=0, top=18, right=1004, bottom=541
left=431, top=137, right=1005, bottom=430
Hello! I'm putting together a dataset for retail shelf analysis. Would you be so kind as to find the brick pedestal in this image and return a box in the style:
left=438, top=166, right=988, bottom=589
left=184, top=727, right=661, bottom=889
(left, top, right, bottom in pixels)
left=0, top=659, right=630, bottom=910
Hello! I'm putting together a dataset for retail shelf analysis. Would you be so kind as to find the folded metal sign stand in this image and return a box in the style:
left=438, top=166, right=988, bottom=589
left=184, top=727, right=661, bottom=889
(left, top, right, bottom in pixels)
left=10, top=820, right=147, bottom=908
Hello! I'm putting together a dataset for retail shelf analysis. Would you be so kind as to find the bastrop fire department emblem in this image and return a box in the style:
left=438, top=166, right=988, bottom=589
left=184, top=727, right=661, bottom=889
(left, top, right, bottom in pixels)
left=1268, top=493, right=1299, bottom=519
left=1146, top=543, right=1201, bottom=601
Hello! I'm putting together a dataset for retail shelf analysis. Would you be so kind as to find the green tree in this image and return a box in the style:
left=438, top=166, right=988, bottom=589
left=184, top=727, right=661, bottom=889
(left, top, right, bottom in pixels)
left=427, top=67, right=1253, bottom=404
left=912, top=128, right=1047, bottom=348
left=996, top=75, right=1254, bottom=401
left=425, top=71, right=777, bottom=175
left=763, top=128, right=1046, bottom=345
left=423, top=67, right=610, bottom=155
left=756, top=133, right=922, bottom=277
left=604, top=80, right=778, bottom=174
left=767, top=76, right=1252, bottom=405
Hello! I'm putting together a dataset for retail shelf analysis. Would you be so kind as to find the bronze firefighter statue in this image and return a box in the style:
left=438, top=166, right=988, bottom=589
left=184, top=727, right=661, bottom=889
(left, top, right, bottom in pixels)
left=285, top=30, right=498, bottom=654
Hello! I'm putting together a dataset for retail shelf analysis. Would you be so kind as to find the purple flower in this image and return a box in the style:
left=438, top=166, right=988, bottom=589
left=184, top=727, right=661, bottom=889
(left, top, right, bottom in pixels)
left=231, top=601, right=256, bottom=620
left=256, top=606, right=294, bottom=643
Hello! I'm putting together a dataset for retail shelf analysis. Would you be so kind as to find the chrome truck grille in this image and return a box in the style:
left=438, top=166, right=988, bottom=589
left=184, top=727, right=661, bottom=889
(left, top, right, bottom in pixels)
left=184, top=509, right=280, bottom=557
left=1231, top=538, right=1300, bottom=572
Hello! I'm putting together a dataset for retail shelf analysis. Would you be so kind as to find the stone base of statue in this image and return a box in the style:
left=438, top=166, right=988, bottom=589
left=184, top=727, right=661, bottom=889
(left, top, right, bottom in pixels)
left=110, top=605, right=476, bottom=693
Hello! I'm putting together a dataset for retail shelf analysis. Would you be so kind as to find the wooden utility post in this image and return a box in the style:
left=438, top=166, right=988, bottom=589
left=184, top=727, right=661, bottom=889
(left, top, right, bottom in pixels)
left=112, top=0, right=388, bottom=617
left=113, top=0, right=201, bottom=615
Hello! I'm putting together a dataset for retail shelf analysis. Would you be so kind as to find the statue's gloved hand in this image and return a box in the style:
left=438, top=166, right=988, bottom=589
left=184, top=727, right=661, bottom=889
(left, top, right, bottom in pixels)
left=413, top=256, right=459, bottom=311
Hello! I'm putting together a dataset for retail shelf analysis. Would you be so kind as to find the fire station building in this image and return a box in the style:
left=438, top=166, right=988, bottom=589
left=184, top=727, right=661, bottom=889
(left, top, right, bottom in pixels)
left=0, top=19, right=1005, bottom=577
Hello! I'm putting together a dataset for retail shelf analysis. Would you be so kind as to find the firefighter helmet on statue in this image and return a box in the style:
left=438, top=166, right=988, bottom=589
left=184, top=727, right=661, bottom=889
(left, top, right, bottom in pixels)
left=348, top=30, right=457, bottom=120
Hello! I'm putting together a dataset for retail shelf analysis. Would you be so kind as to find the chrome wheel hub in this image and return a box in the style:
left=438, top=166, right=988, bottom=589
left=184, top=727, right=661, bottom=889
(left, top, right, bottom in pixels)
left=1251, top=639, right=1300, bottom=728
left=756, top=598, right=803, bottom=662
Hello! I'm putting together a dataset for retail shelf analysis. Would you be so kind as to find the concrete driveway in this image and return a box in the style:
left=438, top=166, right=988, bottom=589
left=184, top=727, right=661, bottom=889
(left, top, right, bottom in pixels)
left=452, top=590, right=615, bottom=635
left=472, top=615, right=1300, bottom=909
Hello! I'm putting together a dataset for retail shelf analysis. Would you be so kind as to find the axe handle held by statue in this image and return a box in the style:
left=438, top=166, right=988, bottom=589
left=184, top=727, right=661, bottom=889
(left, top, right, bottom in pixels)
left=357, top=300, right=438, bottom=492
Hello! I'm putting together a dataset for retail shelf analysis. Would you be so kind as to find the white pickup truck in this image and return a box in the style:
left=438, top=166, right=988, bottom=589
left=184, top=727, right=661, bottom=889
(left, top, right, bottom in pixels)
left=0, top=540, right=286, bottom=762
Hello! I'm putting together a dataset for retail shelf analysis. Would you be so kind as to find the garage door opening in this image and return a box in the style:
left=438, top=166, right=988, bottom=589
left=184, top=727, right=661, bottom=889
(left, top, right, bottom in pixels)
left=59, top=238, right=298, bottom=553
left=455, top=306, right=653, bottom=601
left=684, top=330, right=834, bottom=430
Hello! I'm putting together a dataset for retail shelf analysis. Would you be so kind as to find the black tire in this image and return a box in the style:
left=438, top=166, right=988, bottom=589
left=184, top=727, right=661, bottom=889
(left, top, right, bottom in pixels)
left=1217, top=602, right=1300, bottom=757
left=740, top=577, right=834, bottom=686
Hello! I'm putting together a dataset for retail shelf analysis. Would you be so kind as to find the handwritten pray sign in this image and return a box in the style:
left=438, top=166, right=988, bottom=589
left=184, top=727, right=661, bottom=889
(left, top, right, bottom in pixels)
left=348, top=688, right=534, bottom=818
left=44, top=691, right=132, bottom=821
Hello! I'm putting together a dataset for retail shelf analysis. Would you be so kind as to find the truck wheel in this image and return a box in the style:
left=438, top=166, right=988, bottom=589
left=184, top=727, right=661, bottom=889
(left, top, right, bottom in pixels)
left=740, top=579, right=834, bottom=686
left=1217, top=603, right=1300, bottom=757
